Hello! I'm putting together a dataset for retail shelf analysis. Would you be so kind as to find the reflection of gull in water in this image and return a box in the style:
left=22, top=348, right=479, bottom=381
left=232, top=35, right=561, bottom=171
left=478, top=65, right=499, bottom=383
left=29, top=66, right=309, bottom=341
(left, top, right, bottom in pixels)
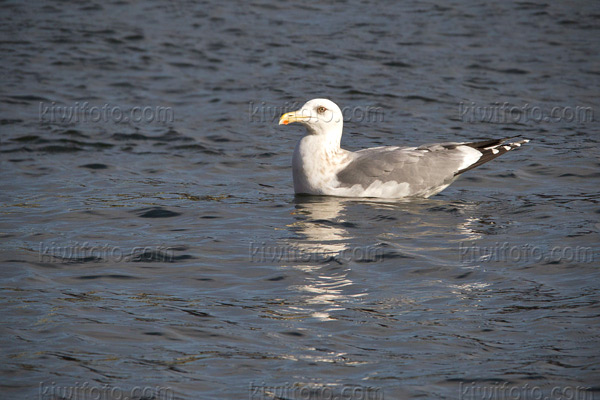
left=457, top=216, right=485, bottom=242
left=279, top=197, right=493, bottom=322
left=367, top=199, right=485, bottom=265
left=283, top=197, right=365, bottom=320
left=287, top=197, right=348, bottom=256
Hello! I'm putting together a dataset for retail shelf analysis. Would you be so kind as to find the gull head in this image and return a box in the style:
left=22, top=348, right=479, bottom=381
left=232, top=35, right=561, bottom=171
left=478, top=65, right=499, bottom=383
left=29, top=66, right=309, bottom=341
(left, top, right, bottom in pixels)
left=278, top=98, right=343, bottom=136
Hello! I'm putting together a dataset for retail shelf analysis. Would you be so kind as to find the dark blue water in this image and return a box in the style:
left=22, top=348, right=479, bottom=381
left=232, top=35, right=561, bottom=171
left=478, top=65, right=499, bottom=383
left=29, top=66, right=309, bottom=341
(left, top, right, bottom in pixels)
left=1, top=1, right=599, bottom=399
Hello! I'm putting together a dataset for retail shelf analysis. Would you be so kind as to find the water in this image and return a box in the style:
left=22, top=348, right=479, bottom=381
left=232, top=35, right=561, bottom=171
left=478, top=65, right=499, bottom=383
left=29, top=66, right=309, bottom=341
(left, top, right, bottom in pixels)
left=1, top=1, right=599, bottom=399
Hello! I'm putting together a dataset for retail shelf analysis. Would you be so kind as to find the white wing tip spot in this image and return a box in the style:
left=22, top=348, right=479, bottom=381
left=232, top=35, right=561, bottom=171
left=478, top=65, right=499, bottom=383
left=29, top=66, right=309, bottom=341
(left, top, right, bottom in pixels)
left=492, top=148, right=499, bottom=154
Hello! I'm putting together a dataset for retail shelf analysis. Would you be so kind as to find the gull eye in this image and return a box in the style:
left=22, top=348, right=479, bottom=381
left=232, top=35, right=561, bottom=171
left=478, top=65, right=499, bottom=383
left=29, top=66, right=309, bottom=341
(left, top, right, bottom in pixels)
left=317, top=106, right=327, bottom=114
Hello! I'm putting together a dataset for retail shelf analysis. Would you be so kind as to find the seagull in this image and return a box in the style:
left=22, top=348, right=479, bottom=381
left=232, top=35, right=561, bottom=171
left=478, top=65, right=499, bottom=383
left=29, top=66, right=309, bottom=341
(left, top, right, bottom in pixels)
left=278, top=98, right=529, bottom=198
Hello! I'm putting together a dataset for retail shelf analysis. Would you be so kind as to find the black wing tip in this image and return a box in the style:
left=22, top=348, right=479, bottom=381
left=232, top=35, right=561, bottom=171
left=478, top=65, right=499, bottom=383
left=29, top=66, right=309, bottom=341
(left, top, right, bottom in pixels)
left=465, top=135, right=530, bottom=150
left=455, top=137, right=530, bottom=176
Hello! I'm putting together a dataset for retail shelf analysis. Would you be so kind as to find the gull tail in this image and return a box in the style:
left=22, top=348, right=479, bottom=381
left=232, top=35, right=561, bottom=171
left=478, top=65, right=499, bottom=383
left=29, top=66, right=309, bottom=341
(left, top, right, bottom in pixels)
left=455, top=136, right=530, bottom=175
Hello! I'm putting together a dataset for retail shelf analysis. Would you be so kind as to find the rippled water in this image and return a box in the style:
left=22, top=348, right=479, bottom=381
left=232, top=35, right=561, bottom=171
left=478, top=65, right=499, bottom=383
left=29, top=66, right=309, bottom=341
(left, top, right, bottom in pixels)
left=1, top=1, right=599, bottom=399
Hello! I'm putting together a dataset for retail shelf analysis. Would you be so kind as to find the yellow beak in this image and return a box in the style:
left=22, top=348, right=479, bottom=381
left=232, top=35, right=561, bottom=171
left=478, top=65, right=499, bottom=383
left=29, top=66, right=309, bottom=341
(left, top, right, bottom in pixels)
left=278, top=110, right=310, bottom=125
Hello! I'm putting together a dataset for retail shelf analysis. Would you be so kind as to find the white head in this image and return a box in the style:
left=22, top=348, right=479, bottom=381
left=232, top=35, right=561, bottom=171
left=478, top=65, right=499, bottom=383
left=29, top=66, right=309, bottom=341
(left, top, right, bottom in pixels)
left=278, top=98, right=343, bottom=138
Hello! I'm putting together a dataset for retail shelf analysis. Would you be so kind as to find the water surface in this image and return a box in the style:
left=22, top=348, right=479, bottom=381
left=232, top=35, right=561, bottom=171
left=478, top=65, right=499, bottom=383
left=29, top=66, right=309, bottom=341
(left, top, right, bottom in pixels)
left=1, top=1, right=599, bottom=399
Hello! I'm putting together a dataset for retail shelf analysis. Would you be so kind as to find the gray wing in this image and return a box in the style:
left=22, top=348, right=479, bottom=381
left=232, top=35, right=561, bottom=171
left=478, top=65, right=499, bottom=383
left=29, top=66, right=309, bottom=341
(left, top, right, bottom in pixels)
left=336, top=143, right=475, bottom=192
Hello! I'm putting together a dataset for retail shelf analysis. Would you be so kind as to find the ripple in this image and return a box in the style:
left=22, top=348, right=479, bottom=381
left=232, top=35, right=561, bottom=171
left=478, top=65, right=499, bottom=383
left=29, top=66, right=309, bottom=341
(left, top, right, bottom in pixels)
left=136, top=207, right=182, bottom=218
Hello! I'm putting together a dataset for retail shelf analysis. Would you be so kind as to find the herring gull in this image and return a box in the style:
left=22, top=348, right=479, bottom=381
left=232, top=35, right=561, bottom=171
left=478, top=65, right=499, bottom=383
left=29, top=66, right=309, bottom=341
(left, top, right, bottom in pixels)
left=278, top=98, right=529, bottom=198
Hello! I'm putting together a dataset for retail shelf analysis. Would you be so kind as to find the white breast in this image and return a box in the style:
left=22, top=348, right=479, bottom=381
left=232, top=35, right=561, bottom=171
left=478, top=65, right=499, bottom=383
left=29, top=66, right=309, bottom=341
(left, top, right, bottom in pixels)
left=292, top=136, right=351, bottom=195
